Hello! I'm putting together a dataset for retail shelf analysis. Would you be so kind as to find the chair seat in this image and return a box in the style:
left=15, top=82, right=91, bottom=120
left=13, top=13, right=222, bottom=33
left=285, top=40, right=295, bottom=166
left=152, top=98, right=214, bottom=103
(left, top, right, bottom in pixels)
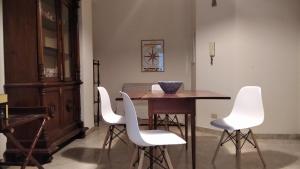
left=104, top=114, right=126, bottom=124
left=139, top=130, right=186, bottom=147
left=211, top=116, right=261, bottom=131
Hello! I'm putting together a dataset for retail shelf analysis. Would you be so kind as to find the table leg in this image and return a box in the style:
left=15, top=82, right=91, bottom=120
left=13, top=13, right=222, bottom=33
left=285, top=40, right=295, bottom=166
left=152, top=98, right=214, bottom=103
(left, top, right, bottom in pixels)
left=154, top=114, right=157, bottom=129
left=148, top=112, right=153, bottom=130
left=148, top=111, right=153, bottom=169
left=185, top=114, right=188, bottom=150
left=191, top=112, right=196, bottom=169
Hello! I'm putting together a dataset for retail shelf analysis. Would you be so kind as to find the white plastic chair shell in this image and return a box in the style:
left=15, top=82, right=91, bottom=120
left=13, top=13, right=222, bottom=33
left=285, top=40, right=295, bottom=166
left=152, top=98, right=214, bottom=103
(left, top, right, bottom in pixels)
left=120, top=91, right=186, bottom=147
left=98, top=86, right=125, bottom=124
left=211, top=86, right=264, bottom=131
left=151, top=84, right=163, bottom=91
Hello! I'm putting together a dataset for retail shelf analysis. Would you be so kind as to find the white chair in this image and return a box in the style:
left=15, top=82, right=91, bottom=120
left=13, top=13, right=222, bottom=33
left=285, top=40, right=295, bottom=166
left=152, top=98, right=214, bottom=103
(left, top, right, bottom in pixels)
left=151, top=84, right=186, bottom=139
left=211, top=86, right=266, bottom=169
left=98, top=86, right=127, bottom=153
left=121, top=91, right=186, bottom=169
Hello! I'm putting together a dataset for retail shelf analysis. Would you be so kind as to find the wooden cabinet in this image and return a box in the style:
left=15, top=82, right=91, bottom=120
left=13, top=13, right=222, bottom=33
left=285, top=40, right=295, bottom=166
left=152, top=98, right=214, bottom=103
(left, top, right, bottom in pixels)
left=3, top=0, right=84, bottom=163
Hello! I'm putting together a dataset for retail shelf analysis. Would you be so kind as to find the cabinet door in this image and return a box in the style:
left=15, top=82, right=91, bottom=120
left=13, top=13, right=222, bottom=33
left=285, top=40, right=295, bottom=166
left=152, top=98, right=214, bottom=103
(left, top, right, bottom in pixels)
left=40, top=0, right=60, bottom=80
left=61, top=2, right=74, bottom=81
left=62, top=86, right=75, bottom=127
left=42, top=87, right=62, bottom=142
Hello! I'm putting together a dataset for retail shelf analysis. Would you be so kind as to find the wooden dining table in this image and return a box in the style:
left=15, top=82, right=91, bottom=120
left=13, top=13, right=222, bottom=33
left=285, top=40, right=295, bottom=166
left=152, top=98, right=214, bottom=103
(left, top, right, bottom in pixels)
left=119, top=90, right=230, bottom=169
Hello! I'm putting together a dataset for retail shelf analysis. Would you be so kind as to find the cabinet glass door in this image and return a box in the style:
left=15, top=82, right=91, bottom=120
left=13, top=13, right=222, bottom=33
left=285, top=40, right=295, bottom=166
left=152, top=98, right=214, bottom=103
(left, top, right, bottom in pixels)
left=62, top=3, right=72, bottom=80
left=41, top=0, right=59, bottom=79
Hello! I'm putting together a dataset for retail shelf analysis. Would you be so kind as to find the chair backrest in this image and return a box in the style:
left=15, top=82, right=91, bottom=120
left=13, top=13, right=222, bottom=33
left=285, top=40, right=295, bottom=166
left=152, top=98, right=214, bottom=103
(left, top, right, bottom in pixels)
left=230, top=86, right=264, bottom=124
left=151, top=84, right=163, bottom=91
left=120, top=91, right=151, bottom=146
left=98, top=86, right=115, bottom=123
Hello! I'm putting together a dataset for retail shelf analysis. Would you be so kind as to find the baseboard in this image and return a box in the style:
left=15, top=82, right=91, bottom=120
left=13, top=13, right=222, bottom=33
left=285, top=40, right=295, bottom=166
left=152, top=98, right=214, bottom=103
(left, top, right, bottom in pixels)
left=85, top=126, right=97, bottom=135
left=196, top=127, right=300, bottom=140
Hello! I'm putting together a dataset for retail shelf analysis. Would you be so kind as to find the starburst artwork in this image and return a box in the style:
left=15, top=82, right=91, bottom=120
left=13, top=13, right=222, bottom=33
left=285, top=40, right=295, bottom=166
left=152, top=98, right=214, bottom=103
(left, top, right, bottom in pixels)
left=141, top=40, right=164, bottom=72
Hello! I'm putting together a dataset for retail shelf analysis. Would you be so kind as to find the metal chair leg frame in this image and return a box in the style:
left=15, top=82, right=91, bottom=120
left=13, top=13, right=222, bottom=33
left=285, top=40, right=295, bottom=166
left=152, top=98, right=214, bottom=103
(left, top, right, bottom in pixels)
left=174, top=115, right=184, bottom=138
left=129, top=146, right=174, bottom=169
left=101, top=125, right=126, bottom=154
left=145, top=148, right=168, bottom=169
left=156, top=114, right=186, bottom=143
left=212, top=129, right=266, bottom=169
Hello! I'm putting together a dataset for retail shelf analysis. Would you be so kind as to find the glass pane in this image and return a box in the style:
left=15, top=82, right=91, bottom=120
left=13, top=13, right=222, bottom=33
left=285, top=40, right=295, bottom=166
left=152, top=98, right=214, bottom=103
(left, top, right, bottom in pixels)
left=62, top=4, right=72, bottom=79
left=42, top=0, right=58, bottom=78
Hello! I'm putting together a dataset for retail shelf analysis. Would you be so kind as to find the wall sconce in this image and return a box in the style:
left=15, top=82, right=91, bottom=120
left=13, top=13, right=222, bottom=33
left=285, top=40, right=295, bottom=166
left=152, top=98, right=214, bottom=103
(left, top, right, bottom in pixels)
left=212, top=0, right=217, bottom=7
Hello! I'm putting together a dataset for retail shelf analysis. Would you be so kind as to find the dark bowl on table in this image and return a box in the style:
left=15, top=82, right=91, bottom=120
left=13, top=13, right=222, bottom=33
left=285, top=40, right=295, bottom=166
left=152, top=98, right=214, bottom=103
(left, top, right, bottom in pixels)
left=158, top=81, right=183, bottom=94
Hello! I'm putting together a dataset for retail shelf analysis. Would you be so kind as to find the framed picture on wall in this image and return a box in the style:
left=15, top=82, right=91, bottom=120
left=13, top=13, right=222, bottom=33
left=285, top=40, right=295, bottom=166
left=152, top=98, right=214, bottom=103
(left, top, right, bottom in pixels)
left=141, top=40, right=164, bottom=72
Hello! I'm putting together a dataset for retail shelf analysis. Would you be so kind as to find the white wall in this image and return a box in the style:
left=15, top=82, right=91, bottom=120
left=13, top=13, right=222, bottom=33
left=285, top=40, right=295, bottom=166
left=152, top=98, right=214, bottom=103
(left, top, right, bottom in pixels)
left=92, top=0, right=194, bottom=106
left=79, top=0, right=94, bottom=129
left=298, top=15, right=300, bottom=134
left=196, top=0, right=300, bottom=134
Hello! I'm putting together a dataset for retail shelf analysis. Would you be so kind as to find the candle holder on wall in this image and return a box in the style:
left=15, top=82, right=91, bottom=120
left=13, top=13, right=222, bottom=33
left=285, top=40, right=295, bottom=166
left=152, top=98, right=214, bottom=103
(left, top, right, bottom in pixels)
left=209, top=42, right=216, bottom=66
left=212, top=0, right=217, bottom=7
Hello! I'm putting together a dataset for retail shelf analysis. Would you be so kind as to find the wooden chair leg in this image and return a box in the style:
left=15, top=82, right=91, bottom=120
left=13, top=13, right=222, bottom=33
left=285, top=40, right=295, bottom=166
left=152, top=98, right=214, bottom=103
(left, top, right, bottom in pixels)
left=108, top=126, right=114, bottom=154
left=250, top=129, right=266, bottom=168
left=129, top=147, right=138, bottom=169
left=137, top=149, right=145, bottom=169
left=161, top=148, right=169, bottom=169
left=163, top=147, right=174, bottom=169
left=236, top=130, right=241, bottom=169
left=102, top=127, right=111, bottom=150
left=174, top=115, right=184, bottom=138
left=212, top=130, right=226, bottom=164
left=98, top=127, right=111, bottom=162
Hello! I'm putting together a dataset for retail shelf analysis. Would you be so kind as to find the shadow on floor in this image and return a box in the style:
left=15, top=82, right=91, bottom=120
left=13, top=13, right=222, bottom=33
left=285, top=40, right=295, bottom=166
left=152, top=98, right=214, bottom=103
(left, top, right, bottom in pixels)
left=61, top=136, right=298, bottom=169
left=212, top=150, right=298, bottom=169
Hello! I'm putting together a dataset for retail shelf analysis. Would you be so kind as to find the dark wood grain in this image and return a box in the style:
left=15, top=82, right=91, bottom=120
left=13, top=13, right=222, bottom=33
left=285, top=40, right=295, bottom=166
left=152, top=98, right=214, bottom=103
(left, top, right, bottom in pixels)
left=0, top=114, right=46, bottom=132
left=143, top=90, right=230, bottom=99
left=3, top=0, right=38, bottom=83
left=117, top=90, right=230, bottom=100
left=3, top=0, right=83, bottom=164
left=0, top=113, right=48, bottom=169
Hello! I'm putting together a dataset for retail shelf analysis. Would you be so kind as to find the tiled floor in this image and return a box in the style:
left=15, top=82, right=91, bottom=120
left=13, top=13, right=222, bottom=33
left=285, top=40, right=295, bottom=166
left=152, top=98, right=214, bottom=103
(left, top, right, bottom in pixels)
left=3, top=126, right=300, bottom=169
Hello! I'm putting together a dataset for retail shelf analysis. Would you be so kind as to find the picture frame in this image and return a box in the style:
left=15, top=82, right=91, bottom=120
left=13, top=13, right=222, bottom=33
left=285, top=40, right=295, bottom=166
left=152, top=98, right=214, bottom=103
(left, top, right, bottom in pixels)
left=141, top=40, right=164, bottom=72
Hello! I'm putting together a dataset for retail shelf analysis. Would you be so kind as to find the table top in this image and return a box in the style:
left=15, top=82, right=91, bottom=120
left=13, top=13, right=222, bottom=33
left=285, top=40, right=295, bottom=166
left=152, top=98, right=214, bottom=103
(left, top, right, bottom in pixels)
left=116, top=90, right=231, bottom=100
left=0, top=114, right=46, bottom=132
